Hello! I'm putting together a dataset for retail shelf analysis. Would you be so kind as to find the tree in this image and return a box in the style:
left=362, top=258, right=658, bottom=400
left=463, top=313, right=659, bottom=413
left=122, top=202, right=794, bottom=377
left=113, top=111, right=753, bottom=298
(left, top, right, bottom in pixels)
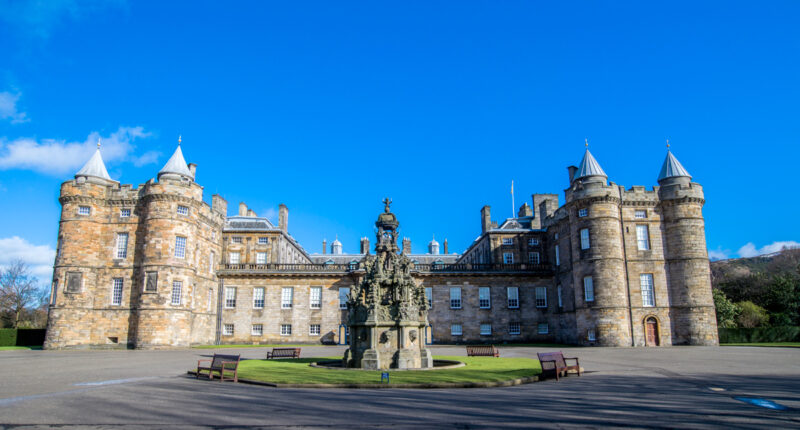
left=736, top=301, right=769, bottom=328
left=0, top=260, right=46, bottom=328
left=712, top=289, right=740, bottom=328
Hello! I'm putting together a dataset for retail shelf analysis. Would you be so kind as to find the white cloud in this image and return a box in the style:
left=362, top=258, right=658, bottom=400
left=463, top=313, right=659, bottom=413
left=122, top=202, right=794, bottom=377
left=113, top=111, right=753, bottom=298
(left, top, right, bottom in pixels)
left=0, top=91, right=29, bottom=124
left=708, top=248, right=730, bottom=261
left=0, top=236, right=55, bottom=281
left=131, top=150, right=161, bottom=167
left=0, top=0, right=126, bottom=39
left=737, top=241, right=800, bottom=258
left=0, top=126, right=155, bottom=175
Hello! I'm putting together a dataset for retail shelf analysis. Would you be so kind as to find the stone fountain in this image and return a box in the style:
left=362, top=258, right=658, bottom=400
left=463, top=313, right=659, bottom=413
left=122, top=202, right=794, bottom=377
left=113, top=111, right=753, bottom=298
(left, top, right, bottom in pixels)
left=343, top=199, right=433, bottom=369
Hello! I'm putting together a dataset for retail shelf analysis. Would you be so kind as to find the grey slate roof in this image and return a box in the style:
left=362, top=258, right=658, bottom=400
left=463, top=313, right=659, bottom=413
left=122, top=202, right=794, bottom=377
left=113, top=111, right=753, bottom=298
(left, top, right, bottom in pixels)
left=158, top=145, right=194, bottom=179
left=309, top=253, right=459, bottom=265
left=658, top=150, right=692, bottom=181
left=224, top=216, right=277, bottom=231
left=575, top=149, right=607, bottom=180
left=75, top=148, right=113, bottom=181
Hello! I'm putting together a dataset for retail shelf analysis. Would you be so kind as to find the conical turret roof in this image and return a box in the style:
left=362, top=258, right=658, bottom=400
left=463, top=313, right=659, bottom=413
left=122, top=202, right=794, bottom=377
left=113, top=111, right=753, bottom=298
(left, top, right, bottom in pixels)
left=158, top=144, right=194, bottom=180
left=658, top=150, right=692, bottom=182
left=575, top=149, right=607, bottom=180
left=76, top=146, right=113, bottom=181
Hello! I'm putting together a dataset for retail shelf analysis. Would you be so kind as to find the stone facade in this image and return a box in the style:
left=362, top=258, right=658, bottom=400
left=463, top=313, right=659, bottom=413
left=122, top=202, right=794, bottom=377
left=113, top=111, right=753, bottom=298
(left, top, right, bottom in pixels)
left=44, top=145, right=718, bottom=349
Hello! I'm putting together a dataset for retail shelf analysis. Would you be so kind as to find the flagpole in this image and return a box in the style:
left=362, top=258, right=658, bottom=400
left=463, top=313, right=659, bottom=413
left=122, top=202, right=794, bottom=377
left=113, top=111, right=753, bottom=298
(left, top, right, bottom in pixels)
left=511, top=180, right=515, bottom=218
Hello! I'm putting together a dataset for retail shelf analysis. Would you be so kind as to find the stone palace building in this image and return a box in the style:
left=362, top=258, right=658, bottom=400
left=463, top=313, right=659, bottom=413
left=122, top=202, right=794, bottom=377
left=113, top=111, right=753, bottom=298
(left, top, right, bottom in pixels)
left=43, top=141, right=719, bottom=349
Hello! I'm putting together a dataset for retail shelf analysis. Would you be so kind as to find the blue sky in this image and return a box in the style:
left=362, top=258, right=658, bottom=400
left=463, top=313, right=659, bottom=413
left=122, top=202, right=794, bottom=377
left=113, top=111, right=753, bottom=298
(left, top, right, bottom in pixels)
left=1, top=1, right=799, bottom=280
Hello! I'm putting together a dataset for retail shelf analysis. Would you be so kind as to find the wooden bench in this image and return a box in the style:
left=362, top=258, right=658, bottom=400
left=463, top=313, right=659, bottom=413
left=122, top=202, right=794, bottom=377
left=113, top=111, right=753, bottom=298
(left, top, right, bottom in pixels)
left=266, top=347, right=301, bottom=359
left=537, top=351, right=580, bottom=381
left=466, top=345, right=500, bottom=357
left=196, top=353, right=240, bottom=382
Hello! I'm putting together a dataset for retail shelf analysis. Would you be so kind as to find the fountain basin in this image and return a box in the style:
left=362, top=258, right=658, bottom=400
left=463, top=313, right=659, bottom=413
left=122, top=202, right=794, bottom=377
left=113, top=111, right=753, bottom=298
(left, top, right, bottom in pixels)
left=310, top=359, right=464, bottom=371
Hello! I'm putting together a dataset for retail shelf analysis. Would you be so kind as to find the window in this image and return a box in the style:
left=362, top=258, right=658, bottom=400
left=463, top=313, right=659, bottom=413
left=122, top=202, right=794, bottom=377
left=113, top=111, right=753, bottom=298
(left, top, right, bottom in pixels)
left=480, top=324, right=492, bottom=335
left=174, top=236, right=186, bottom=258
left=339, top=287, right=349, bottom=309
left=580, top=228, right=590, bottom=250
left=578, top=208, right=588, bottom=217
left=111, top=278, right=123, bottom=306
left=120, top=208, right=131, bottom=217
left=449, top=287, right=461, bottom=309
left=583, top=277, right=594, bottom=302
left=503, top=252, right=514, bottom=264
left=479, top=287, right=491, bottom=309
left=528, top=252, right=540, bottom=264
left=207, top=288, right=213, bottom=311
left=144, top=272, right=157, bottom=292
left=211, top=230, right=216, bottom=241
left=281, top=287, right=293, bottom=309
left=636, top=225, right=650, bottom=250
left=115, top=233, right=128, bottom=259
left=508, top=322, right=521, bottom=335
left=78, top=206, right=90, bottom=216
left=310, top=287, right=322, bottom=309
left=209, top=252, right=215, bottom=274
left=640, top=274, right=655, bottom=307
left=231, top=236, right=242, bottom=244
left=557, top=285, right=563, bottom=308
left=171, top=281, right=182, bottom=305
left=535, top=287, right=547, bottom=308
left=280, top=324, right=292, bottom=336
left=258, top=237, right=268, bottom=245
left=502, top=238, right=514, bottom=246
left=66, top=272, right=82, bottom=292
left=224, top=287, right=236, bottom=308
left=309, top=324, right=321, bottom=336
left=253, top=287, right=265, bottom=308
left=252, top=324, right=263, bottom=336
left=177, top=205, right=189, bottom=216
left=635, top=210, right=647, bottom=219
left=588, top=329, right=596, bottom=341
left=223, top=324, right=234, bottom=336
left=538, top=323, right=549, bottom=334
left=528, top=238, right=540, bottom=246
left=425, top=287, right=432, bottom=309
left=507, top=287, right=519, bottom=308
left=256, top=252, right=267, bottom=264
left=229, top=252, right=240, bottom=264
left=451, top=324, right=462, bottom=336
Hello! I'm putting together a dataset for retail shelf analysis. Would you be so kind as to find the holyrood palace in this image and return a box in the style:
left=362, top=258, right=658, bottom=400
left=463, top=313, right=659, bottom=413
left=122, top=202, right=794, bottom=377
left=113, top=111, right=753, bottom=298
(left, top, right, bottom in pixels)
left=43, top=141, right=719, bottom=349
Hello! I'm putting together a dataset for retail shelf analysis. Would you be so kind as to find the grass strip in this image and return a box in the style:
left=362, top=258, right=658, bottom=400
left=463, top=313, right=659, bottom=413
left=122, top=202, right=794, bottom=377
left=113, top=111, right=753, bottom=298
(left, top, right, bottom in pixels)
left=236, top=355, right=541, bottom=385
left=721, top=342, right=800, bottom=348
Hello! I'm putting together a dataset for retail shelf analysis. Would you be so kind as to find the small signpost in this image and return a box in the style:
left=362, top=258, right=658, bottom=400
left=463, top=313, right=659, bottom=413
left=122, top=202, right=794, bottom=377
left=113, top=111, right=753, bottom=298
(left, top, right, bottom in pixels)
left=381, top=372, right=390, bottom=384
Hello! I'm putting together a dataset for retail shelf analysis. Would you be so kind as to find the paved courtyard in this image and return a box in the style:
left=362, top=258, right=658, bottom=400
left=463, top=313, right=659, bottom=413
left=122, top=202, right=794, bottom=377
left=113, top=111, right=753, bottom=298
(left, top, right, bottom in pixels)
left=0, top=345, right=798, bottom=429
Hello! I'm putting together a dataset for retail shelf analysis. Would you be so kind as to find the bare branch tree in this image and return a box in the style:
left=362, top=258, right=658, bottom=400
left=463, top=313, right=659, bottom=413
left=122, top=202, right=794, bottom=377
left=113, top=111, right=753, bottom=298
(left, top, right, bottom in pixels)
left=0, top=260, right=43, bottom=328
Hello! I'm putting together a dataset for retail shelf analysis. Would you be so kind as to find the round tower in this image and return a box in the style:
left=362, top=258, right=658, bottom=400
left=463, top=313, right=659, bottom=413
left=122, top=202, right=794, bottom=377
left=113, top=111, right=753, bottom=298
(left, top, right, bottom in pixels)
left=134, top=141, right=221, bottom=348
left=657, top=149, right=718, bottom=345
left=565, top=146, right=632, bottom=346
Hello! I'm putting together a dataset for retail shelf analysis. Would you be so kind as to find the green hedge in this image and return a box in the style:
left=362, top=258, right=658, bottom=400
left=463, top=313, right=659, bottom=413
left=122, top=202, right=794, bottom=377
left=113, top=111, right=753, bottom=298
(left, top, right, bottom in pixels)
left=0, top=329, right=17, bottom=347
left=719, top=327, right=800, bottom=343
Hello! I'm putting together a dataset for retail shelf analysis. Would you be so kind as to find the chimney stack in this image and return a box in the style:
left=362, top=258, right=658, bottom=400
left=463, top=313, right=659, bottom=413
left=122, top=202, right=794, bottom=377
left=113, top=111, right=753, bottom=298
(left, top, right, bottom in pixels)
left=212, top=194, right=227, bottom=216
left=360, top=237, right=370, bottom=254
left=278, top=204, right=288, bottom=232
left=322, top=239, right=327, bottom=254
left=247, top=209, right=256, bottom=217
left=238, top=202, right=247, bottom=217
left=188, top=163, right=197, bottom=179
left=568, top=166, right=578, bottom=183
left=481, top=205, right=492, bottom=234
left=444, top=238, right=449, bottom=255
left=402, top=237, right=411, bottom=255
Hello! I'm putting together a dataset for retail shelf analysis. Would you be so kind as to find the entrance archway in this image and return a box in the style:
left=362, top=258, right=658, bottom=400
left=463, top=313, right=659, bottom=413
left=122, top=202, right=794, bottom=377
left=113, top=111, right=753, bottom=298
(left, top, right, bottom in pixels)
left=645, top=317, right=659, bottom=346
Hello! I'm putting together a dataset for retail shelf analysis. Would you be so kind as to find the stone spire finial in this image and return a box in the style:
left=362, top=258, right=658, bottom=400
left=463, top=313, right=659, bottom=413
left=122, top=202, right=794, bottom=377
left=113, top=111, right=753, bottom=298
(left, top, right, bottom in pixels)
left=178, top=134, right=182, bottom=145
left=97, top=137, right=101, bottom=149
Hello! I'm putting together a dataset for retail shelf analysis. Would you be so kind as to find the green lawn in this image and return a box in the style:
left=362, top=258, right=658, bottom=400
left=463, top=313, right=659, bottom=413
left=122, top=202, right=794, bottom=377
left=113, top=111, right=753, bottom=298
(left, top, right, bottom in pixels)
left=193, top=344, right=335, bottom=349
left=0, top=346, right=42, bottom=351
left=721, top=342, right=800, bottom=348
left=235, top=355, right=541, bottom=385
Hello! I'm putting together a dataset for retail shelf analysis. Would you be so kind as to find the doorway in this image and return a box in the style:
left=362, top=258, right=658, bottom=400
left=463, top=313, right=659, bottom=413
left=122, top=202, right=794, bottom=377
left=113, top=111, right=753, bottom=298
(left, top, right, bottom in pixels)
left=645, top=317, right=659, bottom=346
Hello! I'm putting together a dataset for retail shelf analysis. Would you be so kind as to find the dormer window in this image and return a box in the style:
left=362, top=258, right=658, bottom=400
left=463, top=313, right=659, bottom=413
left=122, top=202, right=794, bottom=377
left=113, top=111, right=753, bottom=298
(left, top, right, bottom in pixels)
left=177, top=205, right=189, bottom=216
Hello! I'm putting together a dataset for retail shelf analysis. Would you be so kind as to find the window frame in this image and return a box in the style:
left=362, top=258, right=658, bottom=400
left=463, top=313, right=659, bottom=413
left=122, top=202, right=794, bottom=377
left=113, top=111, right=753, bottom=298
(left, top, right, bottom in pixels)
left=120, top=208, right=131, bottom=218
left=425, top=287, right=432, bottom=309
left=253, top=287, right=265, bottom=309
left=528, top=251, right=540, bottom=264
left=636, top=224, right=650, bottom=250
left=478, top=287, right=491, bottom=309
left=309, top=324, right=321, bottom=336
left=177, top=205, right=189, bottom=216
left=640, top=273, right=655, bottom=307
left=583, top=276, right=594, bottom=302
left=502, top=237, right=514, bottom=246
left=538, top=323, right=549, bottom=334
left=251, top=324, right=263, bottom=336
left=229, top=252, right=241, bottom=264
left=480, top=323, right=492, bottom=336
left=450, top=324, right=463, bottom=336
left=256, top=252, right=267, bottom=264
left=578, top=208, right=588, bottom=217
left=535, top=286, right=547, bottom=308
left=281, top=287, right=293, bottom=309
left=171, top=280, right=182, bottom=306
left=115, top=232, right=129, bottom=259
left=634, top=210, right=647, bottom=219
left=231, top=236, right=243, bottom=244
left=111, top=278, right=123, bottom=306
left=339, top=287, right=350, bottom=310
left=507, top=287, right=519, bottom=309
left=557, top=285, right=563, bottom=308
left=449, top=287, right=462, bottom=309
left=508, top=322, right=521, bottom=335
left=528, top=238, right=540, bottom=246
left=280, top=324, right=292, bottom=336
left=309, top=286, right=322, bottom=309
left=555, top=245, right=560, bottom=266
left=580, top=228, right=590, bottom=250
left=174, top=236, right=187, bottom=259
left=503, top=252, right=514, bottom=264
left=78, top=206, right=91, bottom=216
left=223, top=323, right=234, bottom=336
left=224, top=287, right=236, bottom=309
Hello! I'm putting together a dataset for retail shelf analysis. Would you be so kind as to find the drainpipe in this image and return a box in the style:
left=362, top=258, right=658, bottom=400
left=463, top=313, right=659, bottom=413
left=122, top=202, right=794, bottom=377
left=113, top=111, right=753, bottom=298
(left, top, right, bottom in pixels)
left=618, top=188, right=635, bottom=347
left=215, top=279, right=223, bottom=345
